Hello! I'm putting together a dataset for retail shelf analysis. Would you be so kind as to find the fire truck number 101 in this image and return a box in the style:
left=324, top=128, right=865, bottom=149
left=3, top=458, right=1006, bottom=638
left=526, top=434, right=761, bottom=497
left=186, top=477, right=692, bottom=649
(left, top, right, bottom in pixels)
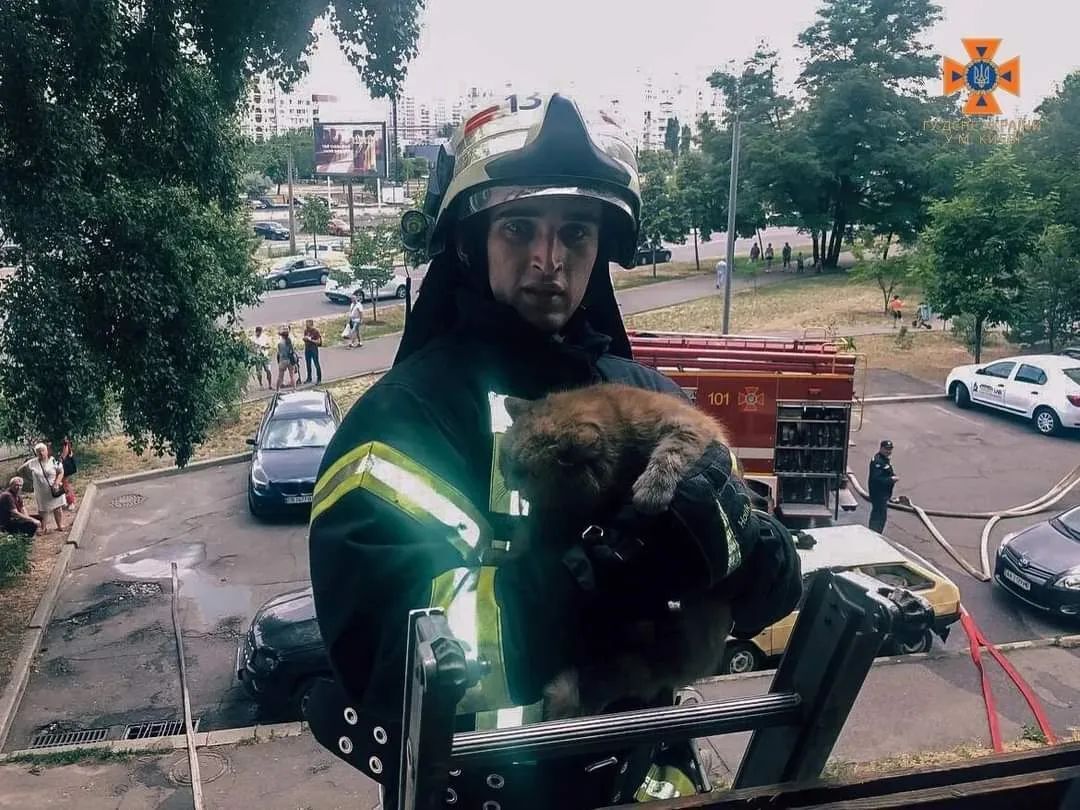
left=708, top=391, right=731, bottom=407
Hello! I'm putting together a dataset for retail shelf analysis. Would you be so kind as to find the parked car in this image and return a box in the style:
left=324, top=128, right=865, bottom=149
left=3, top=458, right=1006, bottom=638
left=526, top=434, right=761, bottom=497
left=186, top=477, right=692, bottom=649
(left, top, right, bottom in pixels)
left=264, top=256, right=330, bottom=290
left=633, top=245, right=672, bottom=266
left=236, top=586, right=331, bottom=717
left=246, top=389, right=342, bottom=518
left=323, top=269, right=408, bottom=304
left=720, top=524, right=961, bottom=674
left=254, top=221, right=290, bottom=241
left=326, top=218, right=350, bottom=237
left=945, top=354, right=1080, bottom=436
left=994, top=505, right=1080, bottom=617
left=304, top=240, right=346, bottom=257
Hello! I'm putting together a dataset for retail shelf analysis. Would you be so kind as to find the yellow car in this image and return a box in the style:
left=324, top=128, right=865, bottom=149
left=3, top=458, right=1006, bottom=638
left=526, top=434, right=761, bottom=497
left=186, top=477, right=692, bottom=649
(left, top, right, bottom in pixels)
left=720, top=524, right=962, bottom=675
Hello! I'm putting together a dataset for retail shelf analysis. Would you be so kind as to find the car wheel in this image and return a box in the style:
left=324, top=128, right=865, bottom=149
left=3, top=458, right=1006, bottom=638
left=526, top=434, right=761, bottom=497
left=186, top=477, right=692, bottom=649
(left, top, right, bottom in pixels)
left=276, top=277, right=288, bottom=290
left=1033, top=407, right=1061, bottom=437
left=951, top=382, right=971, bottom=409
left=247, top=491, right=262, bottom=519
left=292, top=675, right=328, bottom=721
left=888, top=628, right=933, bottom=656
left=319, top=273, right=329, bottom=285
left=661, top=251, right=672, bottom=262
left=719, top=642, right=761, bottom=675
left=395, top=285, right=407, bottom=299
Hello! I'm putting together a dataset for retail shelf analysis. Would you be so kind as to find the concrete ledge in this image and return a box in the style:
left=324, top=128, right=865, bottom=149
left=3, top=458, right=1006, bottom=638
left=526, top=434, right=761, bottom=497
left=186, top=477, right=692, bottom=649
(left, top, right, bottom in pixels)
left=241, top=367, right=390, bottom=404
left=0, top=721, right=307, bottom=761
left=93, top=452, right=250, bottom=488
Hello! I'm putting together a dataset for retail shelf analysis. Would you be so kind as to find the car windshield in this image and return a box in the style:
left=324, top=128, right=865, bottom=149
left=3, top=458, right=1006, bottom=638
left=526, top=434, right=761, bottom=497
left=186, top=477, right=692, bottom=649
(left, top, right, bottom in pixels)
left=1053, top=506, right=1080, bottom=541
left=261, top=416, right=336, bottom=450
left=1064, top=368, right=1080, bottom=385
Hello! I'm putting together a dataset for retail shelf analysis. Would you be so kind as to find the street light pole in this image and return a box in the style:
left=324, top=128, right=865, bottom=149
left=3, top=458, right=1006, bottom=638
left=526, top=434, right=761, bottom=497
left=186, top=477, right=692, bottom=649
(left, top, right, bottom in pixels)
left=287, top=146, right=296, bottom=255
left=722, top=113, right=741, bottom=335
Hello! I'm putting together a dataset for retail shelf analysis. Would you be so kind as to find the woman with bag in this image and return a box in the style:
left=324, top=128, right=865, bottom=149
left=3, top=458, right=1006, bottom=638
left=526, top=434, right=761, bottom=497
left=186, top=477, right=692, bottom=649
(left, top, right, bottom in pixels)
left=26, top=442, right=65, bottom=533
left=60, top=437, right=78, bottom=511
left=346, top=294, right=363, bottom=348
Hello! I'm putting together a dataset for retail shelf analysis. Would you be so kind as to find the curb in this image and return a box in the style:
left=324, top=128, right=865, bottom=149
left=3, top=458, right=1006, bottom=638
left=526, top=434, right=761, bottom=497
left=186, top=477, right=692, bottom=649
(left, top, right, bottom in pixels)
left=0, top=483, right=99, bottom=752
left=863, top=393, right=947, bottom=404
left=92, top=452, right=250, bottom=488
left=696, top=633, right=1080, bottom=686
left=0, top=721, right=307, bottom=763
left=241, top=367, right=389, bottom=404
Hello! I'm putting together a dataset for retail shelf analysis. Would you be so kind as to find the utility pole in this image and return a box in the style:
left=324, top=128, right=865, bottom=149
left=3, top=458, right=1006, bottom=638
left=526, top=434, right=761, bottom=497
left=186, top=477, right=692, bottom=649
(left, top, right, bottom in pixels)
left=347, top=180, right=355, bottom=236
left=287, top=147, right=296, bottom=255
left=722, top=113, right=741, bottom=335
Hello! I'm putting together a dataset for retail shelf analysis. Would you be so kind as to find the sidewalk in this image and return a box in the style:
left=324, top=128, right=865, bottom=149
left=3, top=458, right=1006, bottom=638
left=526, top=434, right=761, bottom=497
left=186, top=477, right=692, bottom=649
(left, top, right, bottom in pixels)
left=2, top=639, right=1076, bottom=807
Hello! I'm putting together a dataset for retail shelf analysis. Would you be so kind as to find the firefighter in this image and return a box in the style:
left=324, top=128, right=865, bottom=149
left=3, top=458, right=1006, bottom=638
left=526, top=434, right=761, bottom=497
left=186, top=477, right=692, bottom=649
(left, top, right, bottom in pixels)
left=868, top=439, right=899, bottom=533
left=305, top=93, right=803, bottom=809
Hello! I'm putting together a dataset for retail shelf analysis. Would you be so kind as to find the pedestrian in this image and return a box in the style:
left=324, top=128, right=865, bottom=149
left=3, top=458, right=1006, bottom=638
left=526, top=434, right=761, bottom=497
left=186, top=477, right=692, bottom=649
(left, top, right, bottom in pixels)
left=304, top=93, right=802, bottom=809
left=0, top=477, right=41, bottom=536
left=275, top=324, right=298, bottom=390
left=889, top=294, right=904, bottom=328
left=749, top=242, right=760, bottom=263
left=796, top=251, right=805, bottom=273
left=24, top=442, right=65, bottom=533
left=782, top=242, right=791, bottom=270
left=714, top=257, right=727, bottom=289
left=59, top=437, right=77, bottom=512
left=868, top=439, right=898, bottom=534
left=764, top=243, right=774, bottom=270
left=346, top=294, right=364, bottom=348
left=303, top=318, right=323, bottom=385
left=252, top=326, right=273, bottom=389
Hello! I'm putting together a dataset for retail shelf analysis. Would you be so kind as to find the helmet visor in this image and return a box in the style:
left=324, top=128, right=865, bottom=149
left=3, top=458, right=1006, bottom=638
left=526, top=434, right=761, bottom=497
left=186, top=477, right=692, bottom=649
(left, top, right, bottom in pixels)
left=460, top=183, right=634, bottom=224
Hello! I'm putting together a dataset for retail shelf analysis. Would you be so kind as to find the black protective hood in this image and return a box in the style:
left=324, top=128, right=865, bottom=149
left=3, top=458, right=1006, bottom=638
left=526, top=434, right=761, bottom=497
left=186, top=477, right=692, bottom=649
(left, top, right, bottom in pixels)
left=393, top=255, right=632, bottom=366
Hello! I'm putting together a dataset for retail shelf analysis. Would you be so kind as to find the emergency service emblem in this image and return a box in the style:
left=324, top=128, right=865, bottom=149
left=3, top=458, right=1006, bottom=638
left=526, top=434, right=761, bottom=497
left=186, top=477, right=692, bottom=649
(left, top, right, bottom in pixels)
left=738, top=386, right=765, bottom=412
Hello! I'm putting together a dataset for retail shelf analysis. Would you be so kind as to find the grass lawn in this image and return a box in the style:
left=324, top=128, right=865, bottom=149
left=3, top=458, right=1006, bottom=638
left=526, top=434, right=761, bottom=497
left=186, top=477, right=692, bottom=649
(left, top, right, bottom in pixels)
left=252, top=301, right=405, bottom=348
left=851, top=331, right=1013, bottom=386
left=625, top=272, right=921, bottom=335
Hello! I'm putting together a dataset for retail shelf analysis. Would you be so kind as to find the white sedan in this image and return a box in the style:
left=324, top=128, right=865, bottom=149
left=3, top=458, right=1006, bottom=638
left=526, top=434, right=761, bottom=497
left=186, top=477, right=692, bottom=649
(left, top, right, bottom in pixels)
left=945, top=353, right=1080, bottom=436
left=323, top=270, right=409, bottom=305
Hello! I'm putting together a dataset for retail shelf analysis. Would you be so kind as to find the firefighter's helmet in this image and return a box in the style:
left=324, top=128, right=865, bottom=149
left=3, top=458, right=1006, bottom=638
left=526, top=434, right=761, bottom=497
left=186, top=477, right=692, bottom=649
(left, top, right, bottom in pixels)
left=401, top=93, right=642, bottom=268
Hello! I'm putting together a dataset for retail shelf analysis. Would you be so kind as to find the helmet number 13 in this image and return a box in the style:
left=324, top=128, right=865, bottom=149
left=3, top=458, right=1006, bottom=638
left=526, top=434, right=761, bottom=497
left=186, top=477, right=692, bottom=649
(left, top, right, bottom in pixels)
left=506, top=93, right=542, bottom=114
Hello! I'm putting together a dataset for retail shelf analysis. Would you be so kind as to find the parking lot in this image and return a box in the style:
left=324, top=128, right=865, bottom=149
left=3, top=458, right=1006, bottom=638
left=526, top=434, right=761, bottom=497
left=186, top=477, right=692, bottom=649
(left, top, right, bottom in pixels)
left=4, top=397, right=1079, bottom=752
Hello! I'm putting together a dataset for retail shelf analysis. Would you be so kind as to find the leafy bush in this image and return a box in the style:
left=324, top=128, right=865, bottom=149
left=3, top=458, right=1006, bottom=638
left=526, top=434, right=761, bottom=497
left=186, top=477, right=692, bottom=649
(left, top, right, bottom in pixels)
left=0, top=532, right=32, bottom=585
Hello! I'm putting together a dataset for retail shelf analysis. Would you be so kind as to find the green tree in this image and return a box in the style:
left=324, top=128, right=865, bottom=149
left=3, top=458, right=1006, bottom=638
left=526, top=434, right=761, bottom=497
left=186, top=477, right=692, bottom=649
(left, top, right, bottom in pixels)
left=1016, top=71, right=1080, bottom=231
left=664, top=117, right=681, bottom=154
left=242, top=129, right=316, bottom=192
left=848, top=233, right=916, bottom=313
left=1011, top=225, right=1080, bottom=351
left=347, top=224, right=400, bottom=321
left=920, top=151, right=1048, bottom=362
left=301, top=197, right=332, bottom=258
left=639, top=166, right=688, bottom=276
left=679, top=124, right=693, bottom=155
left=0, top=1, right=423, bottom=464
left=674, top=150, right=715, bottom=270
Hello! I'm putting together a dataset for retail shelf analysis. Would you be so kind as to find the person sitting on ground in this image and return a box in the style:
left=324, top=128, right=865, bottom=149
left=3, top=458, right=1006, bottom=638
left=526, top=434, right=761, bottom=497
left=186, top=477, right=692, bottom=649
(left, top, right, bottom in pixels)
left=0, top=477, right=40, bottom=536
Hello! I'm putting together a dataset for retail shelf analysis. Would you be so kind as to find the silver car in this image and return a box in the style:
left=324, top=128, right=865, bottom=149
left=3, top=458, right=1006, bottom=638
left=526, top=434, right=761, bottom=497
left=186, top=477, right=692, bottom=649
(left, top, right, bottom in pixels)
left=324, top=268, right=408, bottom=304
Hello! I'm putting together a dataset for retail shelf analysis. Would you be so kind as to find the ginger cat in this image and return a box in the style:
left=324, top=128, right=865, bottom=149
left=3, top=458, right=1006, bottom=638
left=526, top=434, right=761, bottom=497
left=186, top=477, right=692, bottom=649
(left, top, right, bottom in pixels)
left=500, top=383, right=739, bottom=719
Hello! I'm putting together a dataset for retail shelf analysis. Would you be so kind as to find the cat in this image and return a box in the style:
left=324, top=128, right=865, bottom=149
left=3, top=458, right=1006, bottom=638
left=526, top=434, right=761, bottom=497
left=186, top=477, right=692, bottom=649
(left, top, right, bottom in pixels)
left=499, top=382, right=740, bottom=720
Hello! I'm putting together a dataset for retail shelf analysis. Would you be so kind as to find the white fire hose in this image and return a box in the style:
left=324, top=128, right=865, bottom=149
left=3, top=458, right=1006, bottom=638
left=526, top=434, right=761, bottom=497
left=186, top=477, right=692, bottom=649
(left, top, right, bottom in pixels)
left=846, top=463, right=1080, bottom=582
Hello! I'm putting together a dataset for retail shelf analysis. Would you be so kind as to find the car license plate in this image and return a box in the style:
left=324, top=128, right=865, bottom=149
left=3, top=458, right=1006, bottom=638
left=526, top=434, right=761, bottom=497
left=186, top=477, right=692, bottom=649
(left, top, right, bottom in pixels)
left=285, top=494, right=313, bottom=505
left=1003, top=568, right=1031, bottom=591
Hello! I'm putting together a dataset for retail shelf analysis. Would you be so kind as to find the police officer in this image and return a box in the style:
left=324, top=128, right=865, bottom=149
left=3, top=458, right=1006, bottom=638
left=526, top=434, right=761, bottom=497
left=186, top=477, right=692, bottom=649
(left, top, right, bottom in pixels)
left=305, top=93, right=802, bottom=808
left=868, top=439, right=899, bottom=533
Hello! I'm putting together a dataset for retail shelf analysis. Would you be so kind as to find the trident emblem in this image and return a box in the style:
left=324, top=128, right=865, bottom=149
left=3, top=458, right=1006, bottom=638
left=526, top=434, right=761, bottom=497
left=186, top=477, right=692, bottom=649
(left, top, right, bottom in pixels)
left=943, top=38, right=1020, bottom=116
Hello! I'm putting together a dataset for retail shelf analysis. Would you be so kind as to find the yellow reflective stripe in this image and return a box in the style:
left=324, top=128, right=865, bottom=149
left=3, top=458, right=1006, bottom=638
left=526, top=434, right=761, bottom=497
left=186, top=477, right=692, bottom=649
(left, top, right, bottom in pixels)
left=430, top=567, right=513, bottom=714
left=312, top=441, right=491, bottom=562
left=634, top=764, right=698, bottom=802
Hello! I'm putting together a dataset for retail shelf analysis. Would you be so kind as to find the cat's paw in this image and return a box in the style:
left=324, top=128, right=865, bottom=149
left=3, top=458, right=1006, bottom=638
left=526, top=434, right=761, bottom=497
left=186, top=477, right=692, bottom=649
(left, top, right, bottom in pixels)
left=631, top=468, right=678, bottom=515
left=543, top=670, right=581, bottom=721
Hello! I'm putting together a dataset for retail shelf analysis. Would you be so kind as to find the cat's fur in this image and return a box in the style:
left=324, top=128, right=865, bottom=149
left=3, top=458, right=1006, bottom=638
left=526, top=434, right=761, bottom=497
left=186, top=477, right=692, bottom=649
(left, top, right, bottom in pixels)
left=499, top=383, right=737, bottom=719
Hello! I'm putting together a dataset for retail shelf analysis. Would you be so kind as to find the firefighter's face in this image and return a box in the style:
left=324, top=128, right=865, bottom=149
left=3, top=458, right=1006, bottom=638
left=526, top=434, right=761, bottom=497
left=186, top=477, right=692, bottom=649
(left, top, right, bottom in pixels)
left=484, top=197, right=602, bottom=332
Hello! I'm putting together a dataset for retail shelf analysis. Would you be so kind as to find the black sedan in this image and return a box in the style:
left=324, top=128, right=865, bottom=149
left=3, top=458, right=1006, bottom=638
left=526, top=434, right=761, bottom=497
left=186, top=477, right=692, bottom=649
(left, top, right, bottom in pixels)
left=263, top=256, right=330, bottom=290
left=994, top=505, right=1080, bottom=617
left=247, top=389, right=342, bottom=518
left=236, top=587, right=331, bottom=717
left=254, top=221, right=290, bottom=240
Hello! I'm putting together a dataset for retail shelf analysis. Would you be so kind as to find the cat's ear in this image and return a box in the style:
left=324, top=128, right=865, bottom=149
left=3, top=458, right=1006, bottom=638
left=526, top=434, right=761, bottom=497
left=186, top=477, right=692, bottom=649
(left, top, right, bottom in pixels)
left=504, top=396, right=534, bottom=421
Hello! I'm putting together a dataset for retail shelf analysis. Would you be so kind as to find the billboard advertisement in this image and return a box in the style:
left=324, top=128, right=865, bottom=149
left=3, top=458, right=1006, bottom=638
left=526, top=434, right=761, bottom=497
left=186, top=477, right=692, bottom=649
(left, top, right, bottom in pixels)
left=314, top=122, right=387, bottom=178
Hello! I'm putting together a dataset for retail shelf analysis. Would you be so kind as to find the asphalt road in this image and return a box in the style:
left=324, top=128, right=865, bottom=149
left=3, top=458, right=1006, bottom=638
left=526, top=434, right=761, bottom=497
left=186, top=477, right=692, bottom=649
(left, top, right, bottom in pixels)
left=843, top=399, right=1080, bottom=647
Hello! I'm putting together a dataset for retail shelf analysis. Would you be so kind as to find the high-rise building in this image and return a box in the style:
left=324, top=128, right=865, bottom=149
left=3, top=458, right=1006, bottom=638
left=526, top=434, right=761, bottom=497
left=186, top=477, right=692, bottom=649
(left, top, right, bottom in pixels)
left=240, top=77, right=315, bottom=141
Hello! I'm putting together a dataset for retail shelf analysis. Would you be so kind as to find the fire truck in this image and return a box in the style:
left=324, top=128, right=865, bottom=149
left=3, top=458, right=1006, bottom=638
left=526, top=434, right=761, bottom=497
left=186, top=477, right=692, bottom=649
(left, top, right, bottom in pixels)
left=628, top=330, right=861, bottom=523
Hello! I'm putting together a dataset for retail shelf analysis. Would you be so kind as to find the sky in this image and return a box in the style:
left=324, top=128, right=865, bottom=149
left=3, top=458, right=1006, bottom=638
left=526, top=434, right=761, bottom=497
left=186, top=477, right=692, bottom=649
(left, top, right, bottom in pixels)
left=304, top=0, right=1080, bottom=120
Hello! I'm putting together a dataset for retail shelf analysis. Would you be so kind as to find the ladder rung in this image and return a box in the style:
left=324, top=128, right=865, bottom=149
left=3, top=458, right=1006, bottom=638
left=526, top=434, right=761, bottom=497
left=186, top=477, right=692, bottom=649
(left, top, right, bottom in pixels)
left=450, top=692, right=802, bottom=765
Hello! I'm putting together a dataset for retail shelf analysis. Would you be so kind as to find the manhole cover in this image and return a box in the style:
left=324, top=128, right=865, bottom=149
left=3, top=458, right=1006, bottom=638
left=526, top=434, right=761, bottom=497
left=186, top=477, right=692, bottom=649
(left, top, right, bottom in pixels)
left=111, top=493, right=145, bottom=509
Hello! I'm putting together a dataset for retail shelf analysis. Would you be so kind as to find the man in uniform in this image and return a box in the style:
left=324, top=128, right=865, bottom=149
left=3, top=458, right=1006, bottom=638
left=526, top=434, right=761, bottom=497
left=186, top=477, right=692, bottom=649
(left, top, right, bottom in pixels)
left=868, top=439, right=898, bottom=533
left=305, top=93, right=802, bottom=808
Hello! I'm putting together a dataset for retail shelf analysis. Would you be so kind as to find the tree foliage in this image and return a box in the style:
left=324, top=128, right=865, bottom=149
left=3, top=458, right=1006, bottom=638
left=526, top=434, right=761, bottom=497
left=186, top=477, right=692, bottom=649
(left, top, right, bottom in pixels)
left=242, top=130, right=316, bottom=191
left=920, top=151, right=1048, bottom=362
left=0, top=1, right=423, bottom=463
left=664, top=117, right=680, bottom=154
left=637, top=152, right=687, bottom=275
left=1011, top=225, right=1080, bottom=351
left=848, top=233, right=916, bottom=313
left=347, top=224, right=400, bottom=320
left=301, top=197, right=332, bottom=259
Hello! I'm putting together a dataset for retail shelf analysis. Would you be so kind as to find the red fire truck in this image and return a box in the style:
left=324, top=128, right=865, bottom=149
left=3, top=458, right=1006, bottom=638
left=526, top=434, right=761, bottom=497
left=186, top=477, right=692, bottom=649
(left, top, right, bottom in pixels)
left=629, top=329, right=861, bottom=522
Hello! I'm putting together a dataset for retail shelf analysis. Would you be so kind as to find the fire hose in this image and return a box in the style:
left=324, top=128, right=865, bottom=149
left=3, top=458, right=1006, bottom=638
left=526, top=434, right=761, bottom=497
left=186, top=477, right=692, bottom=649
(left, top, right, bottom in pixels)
left=843, top=465, right=1080, bottom=751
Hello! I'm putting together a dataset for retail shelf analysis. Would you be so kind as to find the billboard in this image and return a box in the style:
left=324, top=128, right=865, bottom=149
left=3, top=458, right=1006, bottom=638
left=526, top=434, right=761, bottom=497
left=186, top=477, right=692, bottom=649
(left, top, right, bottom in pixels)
left=314, top=122, right=387, bottom=178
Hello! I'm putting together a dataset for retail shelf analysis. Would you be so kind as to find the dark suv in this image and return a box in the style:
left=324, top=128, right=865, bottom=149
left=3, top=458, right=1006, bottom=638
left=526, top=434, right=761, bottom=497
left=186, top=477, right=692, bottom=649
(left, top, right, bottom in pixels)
left=263, top=256, right=330, bottom=290
left=634, top=245, right=672, bottom=265
left=246, top=389, right=342, bottom=518
left=254, top=221, right=290, bottom=240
